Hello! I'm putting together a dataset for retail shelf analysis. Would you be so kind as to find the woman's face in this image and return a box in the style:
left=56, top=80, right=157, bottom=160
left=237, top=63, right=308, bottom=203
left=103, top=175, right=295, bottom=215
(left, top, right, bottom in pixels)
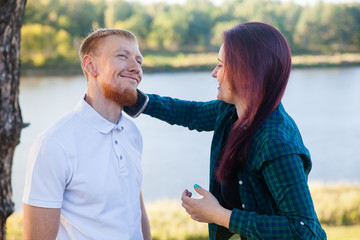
left=212, top=44, right=234, bottom=104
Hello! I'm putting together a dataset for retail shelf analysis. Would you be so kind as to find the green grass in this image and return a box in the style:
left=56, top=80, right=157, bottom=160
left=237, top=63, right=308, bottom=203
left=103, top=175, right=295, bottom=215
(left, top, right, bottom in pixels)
left=142, top=52, right=360, bottom=69
left=6, top=213, right=360, bottom=240
left=292, top=53, right=360, bottom=68
left=310, top=183, right=360, bottom=226
left=323, top=225, right=360, bottom=240
left=6, top=184, right=360, bottom=239
left=146, top=200, right=208, bottom=240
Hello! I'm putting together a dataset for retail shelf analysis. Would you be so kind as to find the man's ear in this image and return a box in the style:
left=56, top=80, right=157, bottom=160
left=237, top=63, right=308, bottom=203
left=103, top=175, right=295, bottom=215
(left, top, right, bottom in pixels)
left=83, top=55, right=97, bottom=77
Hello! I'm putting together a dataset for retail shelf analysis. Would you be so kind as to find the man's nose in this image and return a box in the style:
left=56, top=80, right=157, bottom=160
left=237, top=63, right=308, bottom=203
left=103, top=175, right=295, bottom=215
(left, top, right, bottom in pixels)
left=128, top=58, right=141, bottom=73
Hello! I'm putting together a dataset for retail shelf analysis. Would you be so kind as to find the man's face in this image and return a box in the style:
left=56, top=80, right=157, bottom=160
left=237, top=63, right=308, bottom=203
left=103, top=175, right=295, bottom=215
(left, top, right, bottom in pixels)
left=94, top=35, right=143, bottom=107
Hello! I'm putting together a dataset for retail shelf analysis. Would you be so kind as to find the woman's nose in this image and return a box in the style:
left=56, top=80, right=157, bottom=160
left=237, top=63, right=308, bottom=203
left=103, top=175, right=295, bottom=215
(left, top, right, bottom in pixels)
left=212, top=67, right=217, bottom=78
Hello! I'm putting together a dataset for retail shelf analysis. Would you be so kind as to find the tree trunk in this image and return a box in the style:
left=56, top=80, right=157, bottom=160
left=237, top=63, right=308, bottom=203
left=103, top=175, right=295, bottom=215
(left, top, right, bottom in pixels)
left=0, top=0, right=27, bottom=239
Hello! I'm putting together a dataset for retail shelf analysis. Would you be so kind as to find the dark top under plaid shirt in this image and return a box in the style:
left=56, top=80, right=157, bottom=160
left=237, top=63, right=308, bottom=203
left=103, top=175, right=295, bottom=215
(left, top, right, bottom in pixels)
left=143, top=94, right=327, bottom=240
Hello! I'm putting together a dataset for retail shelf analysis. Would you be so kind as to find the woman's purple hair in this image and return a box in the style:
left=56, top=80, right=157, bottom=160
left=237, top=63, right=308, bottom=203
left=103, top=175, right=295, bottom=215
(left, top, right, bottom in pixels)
left=216, top=22, right=292, bottom=183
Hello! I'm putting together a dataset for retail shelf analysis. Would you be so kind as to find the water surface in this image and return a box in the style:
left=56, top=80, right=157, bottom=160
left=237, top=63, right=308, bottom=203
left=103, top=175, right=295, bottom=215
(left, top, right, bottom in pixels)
left=13, top=67, right=360, bottom=212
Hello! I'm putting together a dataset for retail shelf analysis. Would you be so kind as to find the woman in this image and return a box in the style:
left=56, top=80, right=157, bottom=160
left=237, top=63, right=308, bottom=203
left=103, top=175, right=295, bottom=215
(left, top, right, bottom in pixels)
left=141, top=22, right=326, bottom=239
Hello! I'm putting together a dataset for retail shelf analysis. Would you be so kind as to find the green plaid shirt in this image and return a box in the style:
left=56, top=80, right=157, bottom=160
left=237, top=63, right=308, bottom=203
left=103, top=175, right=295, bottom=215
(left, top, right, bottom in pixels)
left=143, top=94, right=326, bottom=240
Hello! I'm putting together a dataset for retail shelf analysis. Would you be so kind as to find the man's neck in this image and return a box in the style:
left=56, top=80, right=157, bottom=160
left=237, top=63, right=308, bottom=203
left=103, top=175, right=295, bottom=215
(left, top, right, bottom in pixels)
left=85, top=93, right=122, bottom=124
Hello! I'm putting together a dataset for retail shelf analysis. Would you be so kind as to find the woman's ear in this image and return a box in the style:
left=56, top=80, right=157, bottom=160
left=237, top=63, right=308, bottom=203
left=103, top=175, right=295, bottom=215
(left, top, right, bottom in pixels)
left=83, top=55, right=97, bottom=77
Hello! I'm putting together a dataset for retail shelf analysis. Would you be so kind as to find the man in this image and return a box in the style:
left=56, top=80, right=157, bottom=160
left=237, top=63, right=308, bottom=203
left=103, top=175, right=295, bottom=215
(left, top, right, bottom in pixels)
left=23, top=29, right=151, bottom=240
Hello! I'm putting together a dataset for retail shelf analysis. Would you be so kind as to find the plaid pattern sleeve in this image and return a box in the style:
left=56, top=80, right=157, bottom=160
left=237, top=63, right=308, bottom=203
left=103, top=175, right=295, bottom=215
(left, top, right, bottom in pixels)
left=229, top=154, right=326, bottom=239
left=143, top=94, right=221, bottom=131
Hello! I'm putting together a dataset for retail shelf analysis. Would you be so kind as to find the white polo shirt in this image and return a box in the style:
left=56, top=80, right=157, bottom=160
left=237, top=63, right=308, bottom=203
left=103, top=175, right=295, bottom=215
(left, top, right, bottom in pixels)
left=23, top=97, right=143, bottom=240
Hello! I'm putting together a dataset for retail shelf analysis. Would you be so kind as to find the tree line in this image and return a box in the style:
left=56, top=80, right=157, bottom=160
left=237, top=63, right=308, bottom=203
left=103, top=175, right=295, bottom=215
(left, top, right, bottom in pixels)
left=21, top=0, right=360, bottom=67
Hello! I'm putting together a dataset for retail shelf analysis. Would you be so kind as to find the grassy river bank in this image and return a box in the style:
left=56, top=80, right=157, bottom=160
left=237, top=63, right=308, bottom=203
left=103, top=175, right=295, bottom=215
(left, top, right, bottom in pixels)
left=21, top=53, right=360, bottom=77
left=6, top=184, right=360, bottom=239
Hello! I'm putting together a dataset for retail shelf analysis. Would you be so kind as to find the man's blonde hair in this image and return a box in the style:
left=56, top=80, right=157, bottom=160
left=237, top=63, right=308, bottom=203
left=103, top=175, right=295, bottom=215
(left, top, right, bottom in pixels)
left=79, top=28, right=138, bottom=60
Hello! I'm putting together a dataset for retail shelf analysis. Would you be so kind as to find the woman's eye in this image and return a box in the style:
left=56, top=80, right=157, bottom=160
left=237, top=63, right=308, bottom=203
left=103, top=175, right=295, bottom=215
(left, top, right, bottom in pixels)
left=118, top=54, right=127, bottom=58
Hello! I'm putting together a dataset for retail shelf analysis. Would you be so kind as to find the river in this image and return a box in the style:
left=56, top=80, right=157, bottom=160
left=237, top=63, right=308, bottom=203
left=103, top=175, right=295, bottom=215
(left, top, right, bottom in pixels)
left=12, top=67, right=360, bottom=212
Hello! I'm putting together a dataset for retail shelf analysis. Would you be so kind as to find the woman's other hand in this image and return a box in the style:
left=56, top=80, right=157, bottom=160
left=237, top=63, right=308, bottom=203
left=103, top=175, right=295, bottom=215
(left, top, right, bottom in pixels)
left=181, top=184, right=232, bottom=228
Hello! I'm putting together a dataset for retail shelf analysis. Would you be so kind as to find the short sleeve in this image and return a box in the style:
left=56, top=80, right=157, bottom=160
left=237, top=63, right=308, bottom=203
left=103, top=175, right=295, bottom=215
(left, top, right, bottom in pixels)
left=23, top=136, right=70, bottom=208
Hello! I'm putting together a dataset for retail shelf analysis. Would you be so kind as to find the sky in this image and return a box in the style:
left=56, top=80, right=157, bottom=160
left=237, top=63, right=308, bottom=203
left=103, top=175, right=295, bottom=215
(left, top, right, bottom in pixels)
left=126, top=0, right=360, bottom=6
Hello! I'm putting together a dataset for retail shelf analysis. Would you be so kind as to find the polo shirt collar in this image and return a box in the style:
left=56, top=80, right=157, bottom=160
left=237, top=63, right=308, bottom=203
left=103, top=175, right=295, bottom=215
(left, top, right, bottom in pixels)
left=75, top=96, right=121, bottom=134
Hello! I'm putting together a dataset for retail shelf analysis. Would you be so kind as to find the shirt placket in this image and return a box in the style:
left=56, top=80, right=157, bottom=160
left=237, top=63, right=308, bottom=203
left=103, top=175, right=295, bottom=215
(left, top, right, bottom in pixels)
left=112, top=125, right=128, bottom=175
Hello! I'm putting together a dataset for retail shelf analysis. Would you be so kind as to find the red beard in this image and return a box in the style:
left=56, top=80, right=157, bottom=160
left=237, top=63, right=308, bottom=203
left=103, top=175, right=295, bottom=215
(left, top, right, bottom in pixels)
left=101, top=83, right=137, bottom=107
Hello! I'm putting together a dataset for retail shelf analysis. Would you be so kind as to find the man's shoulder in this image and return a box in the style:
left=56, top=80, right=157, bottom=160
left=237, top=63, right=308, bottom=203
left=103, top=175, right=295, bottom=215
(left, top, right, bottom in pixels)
left=36, top=110, right=79, bottom=143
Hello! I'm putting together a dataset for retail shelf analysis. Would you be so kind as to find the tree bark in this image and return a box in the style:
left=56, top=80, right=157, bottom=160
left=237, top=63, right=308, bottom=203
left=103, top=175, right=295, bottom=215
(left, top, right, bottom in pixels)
left=0, top=0, right=27, bottom=239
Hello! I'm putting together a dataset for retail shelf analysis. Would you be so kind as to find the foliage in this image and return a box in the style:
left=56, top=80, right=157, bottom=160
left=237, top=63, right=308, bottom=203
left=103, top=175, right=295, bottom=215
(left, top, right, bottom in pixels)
left=20, top=24, right=77, bottom=66
left=21, top=0, right=360, bottom=69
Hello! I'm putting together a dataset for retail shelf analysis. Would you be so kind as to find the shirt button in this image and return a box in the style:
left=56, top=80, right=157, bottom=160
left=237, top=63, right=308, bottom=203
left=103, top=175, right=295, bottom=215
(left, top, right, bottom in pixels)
left=239, top=180, right=243, bottom=185
left=120, top=155, right=123, bottom=160
left=114, top=140, right=118, bottom=144
left=242, top=204, right=245, bottom=209
left=300, top=221, right=305, bottom=226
